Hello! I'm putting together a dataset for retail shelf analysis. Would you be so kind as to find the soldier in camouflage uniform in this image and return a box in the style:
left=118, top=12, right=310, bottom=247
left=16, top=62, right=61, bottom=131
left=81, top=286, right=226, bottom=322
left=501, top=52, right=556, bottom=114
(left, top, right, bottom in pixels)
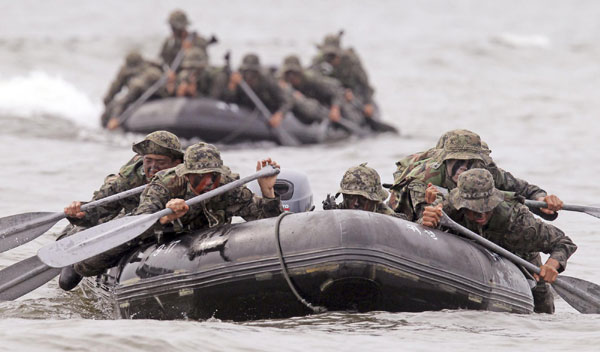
left=60, top=131, right=183, bottom=289
left=168, top=47, right=221, bottom=98
left=159, top=9, right=212, bottom=67
left=73, top=142, right=283, bottom=277
left=421, top=168, right=577, bottom=313
left=101, top=51, right=163, bottom=127
left=323, top=163, right=403, bottom=218
left=390, top=129, right=563, bottom=221
left=310, top=32, right=375, bottom=119
left=213, top=53, right=292, bottom=127
left=278, top=55, right=363, bottom=125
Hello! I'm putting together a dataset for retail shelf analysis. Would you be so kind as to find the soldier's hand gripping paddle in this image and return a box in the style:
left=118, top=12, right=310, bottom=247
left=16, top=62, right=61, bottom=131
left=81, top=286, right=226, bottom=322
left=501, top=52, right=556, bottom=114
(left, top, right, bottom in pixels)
left=525, top=200, right=600, bottom=220
left=440, top=212, right=600, bottom=314
left=0, top=167, right=279, bottom=301
left=0, top=185, right=146, bottom=253
left=238, top=79, right=301, bottom=147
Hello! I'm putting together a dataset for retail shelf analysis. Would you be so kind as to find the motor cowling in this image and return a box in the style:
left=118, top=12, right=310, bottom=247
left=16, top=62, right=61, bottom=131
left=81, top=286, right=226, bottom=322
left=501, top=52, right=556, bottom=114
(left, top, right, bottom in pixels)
left=247, top=169, right=313, bottom=212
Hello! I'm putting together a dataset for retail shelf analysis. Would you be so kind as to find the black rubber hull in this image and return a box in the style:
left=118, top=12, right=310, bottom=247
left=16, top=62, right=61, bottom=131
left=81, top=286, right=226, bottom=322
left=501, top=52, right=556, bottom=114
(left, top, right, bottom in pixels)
left=122, top=97, right=351, bottom=145
left=84, top=210, right=534, bottom=321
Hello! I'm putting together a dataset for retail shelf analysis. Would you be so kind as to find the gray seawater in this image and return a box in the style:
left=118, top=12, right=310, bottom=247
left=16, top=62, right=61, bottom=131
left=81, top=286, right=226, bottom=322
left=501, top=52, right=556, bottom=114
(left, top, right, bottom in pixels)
left=1, top=0, right=600, bottom=351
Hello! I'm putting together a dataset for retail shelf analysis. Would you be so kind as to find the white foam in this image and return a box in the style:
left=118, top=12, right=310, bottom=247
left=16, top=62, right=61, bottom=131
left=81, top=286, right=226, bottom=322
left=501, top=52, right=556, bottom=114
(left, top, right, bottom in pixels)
left=491, top=33, right=551, bottom=49
left=0, top=70, right=101, bottom=128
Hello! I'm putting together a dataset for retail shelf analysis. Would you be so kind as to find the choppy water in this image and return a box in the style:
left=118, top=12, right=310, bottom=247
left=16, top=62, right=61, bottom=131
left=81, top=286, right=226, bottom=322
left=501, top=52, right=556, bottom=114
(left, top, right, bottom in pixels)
left=1, top=0, right=600, bottom=351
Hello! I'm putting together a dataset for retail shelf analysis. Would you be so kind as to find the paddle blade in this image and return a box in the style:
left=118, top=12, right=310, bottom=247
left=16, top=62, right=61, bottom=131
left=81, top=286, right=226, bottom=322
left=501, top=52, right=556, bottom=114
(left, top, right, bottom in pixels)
left=582, top=206, right=600, bottom=219
left=552, top=275, right=600, bottom=314
left=37, top=214, right=157, bottom=268
left=0, top=212, right=63, bottom=253
left=0, top=255, right=61, bottom=301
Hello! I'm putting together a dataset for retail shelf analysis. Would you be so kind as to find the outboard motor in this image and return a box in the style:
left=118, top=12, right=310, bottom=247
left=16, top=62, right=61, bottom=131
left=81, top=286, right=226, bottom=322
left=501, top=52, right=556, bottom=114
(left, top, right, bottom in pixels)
left=247, top=169, right=313, bottom=212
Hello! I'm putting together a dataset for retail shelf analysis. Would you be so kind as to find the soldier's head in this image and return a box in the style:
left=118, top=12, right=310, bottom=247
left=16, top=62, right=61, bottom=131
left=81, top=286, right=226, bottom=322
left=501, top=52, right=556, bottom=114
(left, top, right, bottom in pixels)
left=168, top=9, right=189, bottom=36
left=318, top=33, right=343, bottom=65
left=181, top=47, right=208, bottom=72
left=176, top=143, right=229, bottom=195
left=281, top=55, right=304, bottom=86
left=337, top=163, right=388, bottom=212
left=125, top=51, right=144, bottom=68
left=132, top=131, right=184, bottom=180
left=448, top=168, right=504, bottom=226
left=438, top=129, right=486, bottom=183
left=239, top=53, right=262, bottom=86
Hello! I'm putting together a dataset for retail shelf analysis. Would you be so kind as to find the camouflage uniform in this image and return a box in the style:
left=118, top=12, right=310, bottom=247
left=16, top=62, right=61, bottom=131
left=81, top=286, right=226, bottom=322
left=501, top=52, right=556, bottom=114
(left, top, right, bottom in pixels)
left=280, top=55, right=363, bottom=125
left=213, top=53, right=293, bottom=115
left=66, top=131, right=183, bottom=229
left=173, top=48, right=220, bottom=97
left=329, top=163, right=404, bottom=218
left=310, top=34, right=374, bottom=105
left=159, top=10, right=210, bottom=66
left=74, top=143, right=282, bottom=276
left=391, top=130, right=549, bottom=221
left=438, top=169, right=577, bottom=313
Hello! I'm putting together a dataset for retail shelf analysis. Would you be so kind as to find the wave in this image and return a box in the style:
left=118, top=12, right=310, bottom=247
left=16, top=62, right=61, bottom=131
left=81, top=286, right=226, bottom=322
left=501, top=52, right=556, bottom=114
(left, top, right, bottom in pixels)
left=0, top=70, right=101, bottom=128
left=490, top=33, right=551, bottom=49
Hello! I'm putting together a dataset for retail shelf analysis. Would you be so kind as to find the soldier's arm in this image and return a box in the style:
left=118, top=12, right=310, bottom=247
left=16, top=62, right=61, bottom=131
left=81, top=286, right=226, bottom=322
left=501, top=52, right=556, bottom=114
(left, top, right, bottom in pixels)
left=508, top=205, right=577, bottom=272
left=103, top=66, right=128, bottom=105
left=267, top=76, right=293, bottom=116
left=224, top=186, right=283, bottom=222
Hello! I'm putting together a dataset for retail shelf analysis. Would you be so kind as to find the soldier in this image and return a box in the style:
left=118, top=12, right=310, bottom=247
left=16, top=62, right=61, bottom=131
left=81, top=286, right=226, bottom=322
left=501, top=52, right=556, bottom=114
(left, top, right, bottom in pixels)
left=310, top=32, right=375, bottom=119
left=101, top=51, right=162, bottom=128
left=323, top=163, right=403, bottom=218
left=59, top=131, right=184, bottom=290
left=73, top=142, right=283, bottom=278
left=420, top=168, right=577, bottom=313
left=159, top=9, right=212, bottom=67
left=213, top=53, right=292, bottom=127
left=169, top=47, right=219, bottom=98
left=279, top=55, right=363, bottom=125
left=390, top=129, right=563, bottom=221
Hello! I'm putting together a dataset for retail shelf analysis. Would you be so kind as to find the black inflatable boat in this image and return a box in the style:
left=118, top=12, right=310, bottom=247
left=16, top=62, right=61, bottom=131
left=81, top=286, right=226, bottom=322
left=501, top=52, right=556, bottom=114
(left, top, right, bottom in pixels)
left=121, top=97, right=396, bottom=145
left=83, top=210, right=534, bottom=321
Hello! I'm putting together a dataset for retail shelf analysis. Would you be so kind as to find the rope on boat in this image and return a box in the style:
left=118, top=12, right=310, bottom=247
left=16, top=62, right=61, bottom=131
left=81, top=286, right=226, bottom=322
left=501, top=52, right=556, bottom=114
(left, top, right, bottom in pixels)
left=274, top=212, right=327, bottom=314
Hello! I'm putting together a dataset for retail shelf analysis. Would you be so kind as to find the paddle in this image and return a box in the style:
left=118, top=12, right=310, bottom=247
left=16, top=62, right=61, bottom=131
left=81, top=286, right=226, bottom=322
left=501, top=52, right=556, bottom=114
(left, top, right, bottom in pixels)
left=0, top=185, right=146, bottom=253
left=525, top=200, right=600, bottom=219
left=440, top=212, right=600, bottom=314
left=238, top=79, right=301, bottom=147
left=0, top=166, right=279, bottom=301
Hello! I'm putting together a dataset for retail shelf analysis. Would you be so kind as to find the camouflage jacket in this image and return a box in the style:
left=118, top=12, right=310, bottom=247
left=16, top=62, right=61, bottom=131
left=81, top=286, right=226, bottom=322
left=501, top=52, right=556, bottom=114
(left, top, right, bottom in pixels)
left=292, top=71, right=344, bottom=107
left=68, top=156, right=146, bottom=227
left=134, top=166, right=283, bottom=233
left=441, top=197, right=577, bottom=271
left=103, top=62, right=153, bottom=105
left=175, top=67, right=220, bottom=97
left=310, top=50, right=374, bottom=104
left=159, top=32, right=210, bottom=67
left=392, top=157, right=548, bottom=221
left=110, top=65, right=166, bottom=118
left=213, top=71, right=293, bottom=115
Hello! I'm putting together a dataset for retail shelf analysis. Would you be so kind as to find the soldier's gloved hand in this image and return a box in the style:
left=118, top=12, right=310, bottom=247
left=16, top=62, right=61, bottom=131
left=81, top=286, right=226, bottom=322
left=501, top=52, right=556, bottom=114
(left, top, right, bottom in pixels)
left=269, top=111, right=284, bottom=128
left=537, top=194, right=563, bottom=214
left=160, top=199, right=189, bottom=225
left=421, top=204, right=442, bottom=228
left=363, top=103, right=374, bottom=118
left=257, top=158, right=279, bottom=199
left=425, top=183, right=439, bottom=204
left=534, top=258, right=560, bottom=283
left=329, top=105, right=341, bottom=122
left=64, top=201, right=86, bottom=219
left=106, top=117, right=120, bottom=130
left=228, top=72, right=242, bottom=91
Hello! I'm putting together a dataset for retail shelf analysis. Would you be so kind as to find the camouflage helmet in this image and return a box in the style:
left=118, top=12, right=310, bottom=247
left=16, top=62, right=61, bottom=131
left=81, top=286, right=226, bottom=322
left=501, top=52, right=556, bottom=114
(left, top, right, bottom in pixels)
left=240, top=53, right=261, bottom=72
left=439, top=129, right=485, bottom=162
left=181, top=47, right=208, bottom=69
left=337, top=163, right=388, bottom=202
left=125, top=50, right=143, bottom=67
left=317, top=34, right=342, bottom=56
left=448, top=168, right=504, bottom=213
left=132, top=130, right=184, bottom=160
left=168, top=10, right=189, bottom=30
left=281, top=55, right=303, bottom=74
left=175, top=142, right=229, bottom=177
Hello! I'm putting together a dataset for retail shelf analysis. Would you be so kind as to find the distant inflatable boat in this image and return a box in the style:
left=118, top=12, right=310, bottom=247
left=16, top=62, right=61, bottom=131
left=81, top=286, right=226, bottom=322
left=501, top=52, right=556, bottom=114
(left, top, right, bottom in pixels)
left=121, top=97, right=395, bottom=145
left=83, top=210, right=534, bottom=321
